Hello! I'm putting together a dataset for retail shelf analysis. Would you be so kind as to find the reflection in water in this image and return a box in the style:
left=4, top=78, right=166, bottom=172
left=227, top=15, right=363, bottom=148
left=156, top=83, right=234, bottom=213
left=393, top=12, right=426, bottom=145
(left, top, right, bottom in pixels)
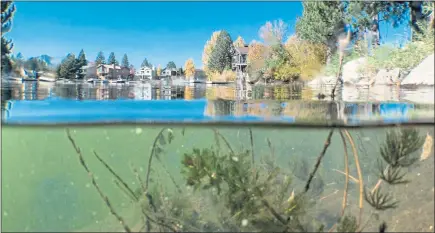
left=2, top=81, right=434, bottom=104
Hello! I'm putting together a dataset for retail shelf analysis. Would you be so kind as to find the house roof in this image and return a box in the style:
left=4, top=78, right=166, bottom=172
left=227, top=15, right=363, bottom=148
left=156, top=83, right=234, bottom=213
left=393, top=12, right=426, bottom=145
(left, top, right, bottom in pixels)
left=235, top=46, right=249, bottom=54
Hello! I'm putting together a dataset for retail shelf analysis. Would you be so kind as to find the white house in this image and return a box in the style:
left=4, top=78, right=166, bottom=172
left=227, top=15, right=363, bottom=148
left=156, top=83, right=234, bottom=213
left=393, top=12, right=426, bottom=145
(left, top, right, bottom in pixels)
left=135, top=66, right=156, bottom=80
left=161, top=67, right=178, bottom=77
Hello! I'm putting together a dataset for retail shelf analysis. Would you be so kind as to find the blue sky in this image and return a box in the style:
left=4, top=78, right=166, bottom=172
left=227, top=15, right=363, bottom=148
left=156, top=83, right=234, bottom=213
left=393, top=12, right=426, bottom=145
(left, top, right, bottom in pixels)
left=8, top=1, right=303, bottom=69
left=8, top=1, right=410, bottom=69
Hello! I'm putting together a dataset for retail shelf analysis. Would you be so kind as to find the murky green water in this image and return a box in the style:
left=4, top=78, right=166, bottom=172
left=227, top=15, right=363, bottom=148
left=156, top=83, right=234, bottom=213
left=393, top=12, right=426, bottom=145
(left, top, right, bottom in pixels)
left=2, top=125, right=434, bottom=232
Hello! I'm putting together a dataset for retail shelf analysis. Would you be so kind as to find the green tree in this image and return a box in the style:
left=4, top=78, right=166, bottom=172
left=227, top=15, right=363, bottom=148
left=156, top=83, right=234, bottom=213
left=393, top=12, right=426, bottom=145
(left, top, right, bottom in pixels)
left=24, top=57, right=48, bottom=72
left=121, top=54, right=129, bottom=68
left=1, top=0, right=16, bottom=75
left=107, top=52, right=118, bottom=65
left=141, top=58, right=151, bottom=68
left=208, top=30, right=235, bottom=74
left=58, top=53, right=77, bottom=80
left=295, top=1, right=346, bottom=62
left=95, top=51, right=106, bottom=65
left=75, top=49, right=87, bottom=79
left=166, top=61, right=176, bottom=69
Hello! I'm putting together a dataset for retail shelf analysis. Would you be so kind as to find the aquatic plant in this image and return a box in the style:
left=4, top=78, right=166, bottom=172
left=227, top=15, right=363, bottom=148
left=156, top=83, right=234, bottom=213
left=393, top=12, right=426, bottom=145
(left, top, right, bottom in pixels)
left=65, top=125, right=427, bottom=232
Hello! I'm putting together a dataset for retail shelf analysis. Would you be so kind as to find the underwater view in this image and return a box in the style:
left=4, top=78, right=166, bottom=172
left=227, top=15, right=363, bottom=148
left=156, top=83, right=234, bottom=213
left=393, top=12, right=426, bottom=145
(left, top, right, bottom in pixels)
left=2, top=0, right=435, bottom=232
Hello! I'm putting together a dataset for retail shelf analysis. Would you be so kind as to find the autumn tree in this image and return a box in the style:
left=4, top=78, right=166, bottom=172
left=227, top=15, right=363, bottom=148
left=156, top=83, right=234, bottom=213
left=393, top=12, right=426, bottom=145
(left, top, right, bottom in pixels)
left=95, top=51, right=106, bottom=65
left=184, top=58, right=195, bottom=79
left=247, top=40, right=267, bottom=79
left=202, top=30, right=221, bottom=75
left=121, top=54, right=129, bottom=68
left=156, top=65, right=162, bottom=76
left=208, top=30, right=234, bottom=74
left=1, top=0, right=16, bottom=74
left=233, top=36, right=246, bottom=47
left=259, top=19, right=288, bottom=46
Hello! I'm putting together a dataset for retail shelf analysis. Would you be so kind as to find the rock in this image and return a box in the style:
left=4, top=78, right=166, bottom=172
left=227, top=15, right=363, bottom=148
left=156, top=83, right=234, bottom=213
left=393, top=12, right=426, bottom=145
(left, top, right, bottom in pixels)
left=307, top=75, right=336, bottom=86
left=401, top=54, right=434, bottom=86
left=342, top=57, right=368, bottom=84
left=371, top=68, right=401, bottom=85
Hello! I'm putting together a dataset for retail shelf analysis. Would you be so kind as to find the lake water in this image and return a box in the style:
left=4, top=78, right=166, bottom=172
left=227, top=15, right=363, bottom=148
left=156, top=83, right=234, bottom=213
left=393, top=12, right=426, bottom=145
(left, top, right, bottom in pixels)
left=2, top=80, right=434, bottom=232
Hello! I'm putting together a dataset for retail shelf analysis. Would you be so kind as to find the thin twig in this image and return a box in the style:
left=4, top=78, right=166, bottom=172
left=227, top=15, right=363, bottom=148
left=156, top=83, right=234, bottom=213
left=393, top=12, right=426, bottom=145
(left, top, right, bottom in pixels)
left=249, top=128, right=255, bottom=166
left=304, top=129, right=335, bottom=193
left=339, top=130, right=350, bottom=217
left=331, top=51, right=344, bottom=100
left=65, top=129, right=132, bottom=233
left=332, top=169, right=359, bottom=183
left=130, top=163, right=147, bottom=196
left=344, top=130, right=364, bottom=227
left=145, top=128, right=167, bottom=193
left=93, top=150, right=138, bottom=202
left=213, top=129, right=235, bottom=155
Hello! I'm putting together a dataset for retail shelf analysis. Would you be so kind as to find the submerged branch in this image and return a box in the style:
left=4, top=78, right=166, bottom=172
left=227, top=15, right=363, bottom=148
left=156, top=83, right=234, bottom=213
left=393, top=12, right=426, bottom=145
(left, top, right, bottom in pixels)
left=93, top=150, right=139, bottom=202
left=65, top=129, right=132, bottom=233
left=304, top=129, right=335, bottom=193
left=344, top=130, right=364, bottom=226
left=339, top=130, right=350, bottom=217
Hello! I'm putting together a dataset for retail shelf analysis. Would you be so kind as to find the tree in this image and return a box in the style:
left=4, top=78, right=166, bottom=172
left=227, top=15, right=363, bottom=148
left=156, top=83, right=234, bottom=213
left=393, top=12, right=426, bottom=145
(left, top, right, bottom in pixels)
left=156, top=65, right=162, bottom=76
left=107, top=52, right=118, bottom=65
left=295, top=1, right=346, bottom=61
left=75, top=49, right=87, bottom=79
left=184, top=58, right=195, bottom=79
left=95, top=51, right=106, bottom=65
left=121, top=54, right=129, bottom=68
left=247, top=40, right=267, bottom=78
left=1, top=0, right=16, bottom=75
left=166, top=61, right=176, bottom=69
left=208, top=30, right=235, bottom=74
left=141, top=58, right=151, bottom=68
left=259, top=19, right=288, bottom=45
left=178, top=67, right=184, bottom=76
left=233, top=36, right=246, bottom=47
left=58, top=53, right=77, bottom=79
left=202, top=30, right=221, bottom=75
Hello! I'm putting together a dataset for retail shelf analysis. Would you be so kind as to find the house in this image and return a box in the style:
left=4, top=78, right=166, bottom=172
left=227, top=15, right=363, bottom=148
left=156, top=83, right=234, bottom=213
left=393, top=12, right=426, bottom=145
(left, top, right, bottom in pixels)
left=96, top=64, right=130, bottom=79
left=160, top=67, right=177, bottom=77
left=232, top=45, right=249, bottom=75
left=193, top=69, right=207, bottom=81
left=135, top=66, right=156, bottom=80
left=80, top=62, right=97, bottom=79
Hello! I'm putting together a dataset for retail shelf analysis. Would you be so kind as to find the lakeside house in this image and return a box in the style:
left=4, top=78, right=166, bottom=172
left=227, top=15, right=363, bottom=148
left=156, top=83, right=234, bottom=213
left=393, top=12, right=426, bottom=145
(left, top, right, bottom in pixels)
left=161, top=67, right=178, bottom=77
left=79, top=62, right=97, bottom=79
left=135, top=65, right=156, bottom=80
left=96, top=64, right=130, bottom=79
left=232, top=45, right=249, bottom=77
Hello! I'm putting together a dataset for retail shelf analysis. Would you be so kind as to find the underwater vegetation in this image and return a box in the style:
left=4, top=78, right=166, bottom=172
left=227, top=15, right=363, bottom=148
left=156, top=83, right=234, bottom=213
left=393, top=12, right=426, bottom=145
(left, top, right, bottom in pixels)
left=65, top=124, right=430, bottom=232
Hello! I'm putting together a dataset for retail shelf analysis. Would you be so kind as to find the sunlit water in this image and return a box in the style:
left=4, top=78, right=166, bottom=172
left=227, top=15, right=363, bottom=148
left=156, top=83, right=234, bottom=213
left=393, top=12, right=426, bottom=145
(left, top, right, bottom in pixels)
left=1, top=81, right=434, bottom=232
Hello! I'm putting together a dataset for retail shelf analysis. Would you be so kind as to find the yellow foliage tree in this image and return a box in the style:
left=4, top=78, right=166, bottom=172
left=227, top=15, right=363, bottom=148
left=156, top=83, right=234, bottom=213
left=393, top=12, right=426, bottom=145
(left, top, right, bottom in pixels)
left=202, top=31, right=221, bottom=77
left=184, top=58, right=195, bottom=80
left=233, top=36, right=246, bottom=48
left=247, top=40, right=267, bottom=78
left=156, top=65, right=162, bottom=76
left=277, top=36, right=327, bottom=81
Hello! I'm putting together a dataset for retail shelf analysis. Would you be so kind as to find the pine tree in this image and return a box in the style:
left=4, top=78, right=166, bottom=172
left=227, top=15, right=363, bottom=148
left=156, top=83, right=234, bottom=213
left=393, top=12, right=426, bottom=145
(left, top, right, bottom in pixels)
left=166, top=61, right=176, bottom=69
left=58, top=53, right=77, bottom=79
left=107, top=52, right=118, bottom=65
left=121, top=54, right=129, bottom=68
left=141, top=58, right=150, bottom=68
left=208, top=30, right=235, bottom=74
left=95, top=51, right=106, bottom=65
left=75, top=49, right=87, bottom=79
left=1, top=0, right=16, bottom=75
